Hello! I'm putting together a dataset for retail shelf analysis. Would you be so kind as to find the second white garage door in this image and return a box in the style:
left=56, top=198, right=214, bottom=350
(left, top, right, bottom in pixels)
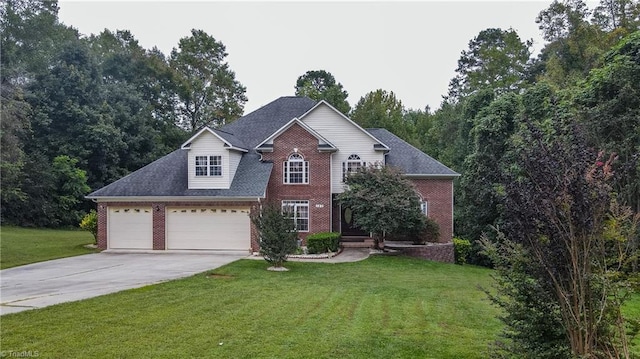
left=166, top=207, right=250, bottom=250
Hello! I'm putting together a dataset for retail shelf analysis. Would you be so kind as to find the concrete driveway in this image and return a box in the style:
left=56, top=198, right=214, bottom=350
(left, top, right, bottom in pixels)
left=0, top=251, right=247, bottom=315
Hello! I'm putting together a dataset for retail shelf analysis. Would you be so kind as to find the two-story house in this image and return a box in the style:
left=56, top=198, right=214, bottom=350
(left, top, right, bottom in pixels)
left=87, top=96, right=459, bottom=255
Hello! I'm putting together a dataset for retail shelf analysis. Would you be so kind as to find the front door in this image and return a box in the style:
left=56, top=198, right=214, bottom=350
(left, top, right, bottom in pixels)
left=341, top=206, right=368, bottom=237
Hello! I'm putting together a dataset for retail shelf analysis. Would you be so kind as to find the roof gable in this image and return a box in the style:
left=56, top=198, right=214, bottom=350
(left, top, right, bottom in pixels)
left=181, top=127, right=248, bottom=152
left=220, top=96, right=317, bottom=149
left=255, top=117, right=337, bottom=152
left=298, top=101, right=389, bottom=150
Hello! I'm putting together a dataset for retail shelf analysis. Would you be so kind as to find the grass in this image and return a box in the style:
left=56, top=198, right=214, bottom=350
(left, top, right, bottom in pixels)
left=1, top=256, right=503, bottom=358
left=0, top=226, right=97, bottom=269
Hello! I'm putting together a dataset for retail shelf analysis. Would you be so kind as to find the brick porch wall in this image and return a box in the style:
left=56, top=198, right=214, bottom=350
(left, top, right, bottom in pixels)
left=95, top=200, right=260, bottom=251
left=261, top=123, right=333, bottom=243
left=411, top=179, right=454, bottom=243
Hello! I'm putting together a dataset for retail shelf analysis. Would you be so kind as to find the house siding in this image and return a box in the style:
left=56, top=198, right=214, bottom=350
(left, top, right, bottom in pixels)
left=411, top=179, right=454, bottom=243
left=187, top=132, right=232, bottom=189
left=261, top=123, right=333, bottom=241
left=301, top=104, right=384, bottom=193
left=228, top=151, right=242, bottom=182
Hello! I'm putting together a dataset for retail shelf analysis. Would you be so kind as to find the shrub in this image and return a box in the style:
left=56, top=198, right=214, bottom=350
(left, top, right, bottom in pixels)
left=414, top=217, right=440, bottom=244
left=79, top=210, right=98, bottom=244
left=453, top=237, right=471, bottom=265
left=251, top=203, right=298, bottom=268
left=306, top=232, right=340, bottom=254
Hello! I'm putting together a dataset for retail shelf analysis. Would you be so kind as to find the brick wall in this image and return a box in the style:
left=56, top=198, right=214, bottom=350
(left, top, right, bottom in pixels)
left=97, top=203, right=107, bottom=250
left=96, top=200, right=260, bottom=251
left=261, top=123, right=333, bottom=242
left=411, top=178, right=454, bottom=243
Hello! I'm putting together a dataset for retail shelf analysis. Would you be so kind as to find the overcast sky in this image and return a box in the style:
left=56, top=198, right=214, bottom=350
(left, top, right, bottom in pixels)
left=57, top=1, right=592, bottom=115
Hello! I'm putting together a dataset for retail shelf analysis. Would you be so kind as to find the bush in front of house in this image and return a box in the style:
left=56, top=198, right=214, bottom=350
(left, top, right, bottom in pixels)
left=413, top=217, right=440, bottom=244
left=251, top=203, right=298, bottom=268
left=306, top=232, right=340, bottom=254
left=79, top=210, right=98, bottom=245
left=453, top=237, right=471, bottom=265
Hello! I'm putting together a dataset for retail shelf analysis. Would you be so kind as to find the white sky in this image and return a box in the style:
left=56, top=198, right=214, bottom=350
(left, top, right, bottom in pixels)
left=57, top=1, right=589, bottom=114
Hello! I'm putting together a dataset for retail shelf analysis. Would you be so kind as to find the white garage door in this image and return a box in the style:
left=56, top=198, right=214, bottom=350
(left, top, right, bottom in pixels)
left=108, top=207, right=153, bottom=249
left=166, top=207, right=250, bottom=250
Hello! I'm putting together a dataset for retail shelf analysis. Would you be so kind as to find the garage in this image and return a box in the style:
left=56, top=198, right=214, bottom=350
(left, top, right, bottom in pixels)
left=166, top=207, right=251, bottom=250
left=108, top=207, right=153, bottom=249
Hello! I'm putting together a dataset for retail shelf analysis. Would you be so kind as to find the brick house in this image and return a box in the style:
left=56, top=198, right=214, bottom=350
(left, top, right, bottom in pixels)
left=87, top=97, right=459, bottom=257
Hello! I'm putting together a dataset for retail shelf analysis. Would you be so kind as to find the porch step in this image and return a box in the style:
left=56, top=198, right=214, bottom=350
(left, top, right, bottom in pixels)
left=340, top=238, right=375, bottom=248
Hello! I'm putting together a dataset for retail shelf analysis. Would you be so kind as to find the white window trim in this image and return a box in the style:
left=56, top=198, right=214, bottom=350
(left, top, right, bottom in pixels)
left=283, top=153, right=309, bottom=184
left=195, top=155, right=223, bottom=177
left=421, top=200, right=429, bottom=217
left=342, top=154, right=364, bottom=181
left=282, top=200, right=310, bottom=232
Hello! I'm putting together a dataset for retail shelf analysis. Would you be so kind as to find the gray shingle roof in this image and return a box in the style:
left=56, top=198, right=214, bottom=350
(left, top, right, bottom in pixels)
left=87, top=151, right=272, bottom=198
left=366, top=128, right=459, bottom=177
left=88, top=97, right=457, bottom=199
left=211, top=129, right=248, bottom=150
left=221, top=96, right=317, bottom=149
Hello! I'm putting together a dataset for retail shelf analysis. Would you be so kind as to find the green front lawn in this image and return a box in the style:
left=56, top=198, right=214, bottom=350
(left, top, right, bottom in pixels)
left=1, top=257, right=502, bottom=358
left=0, top=226, right=97, bottom=269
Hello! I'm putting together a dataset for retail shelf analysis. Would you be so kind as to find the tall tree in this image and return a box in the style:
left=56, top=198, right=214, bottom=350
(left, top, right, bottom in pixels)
left=457, top=93, right=520, bottom=248
left=350, top=89, right=415, bottom=143
left=447, top=28, right=531, bottom=100
left=592, top=0, right=640, bottom=33
left=575, top=30, right=640, bottom=213
left=533, top=0, right=610, bottom=87
left=89, top=29, right=187, bottom=170
left=1, top=0, right=77, bottom=84
left=170, top=29, right=247, bottom=131
left=294, top=70, right=350, bottom=115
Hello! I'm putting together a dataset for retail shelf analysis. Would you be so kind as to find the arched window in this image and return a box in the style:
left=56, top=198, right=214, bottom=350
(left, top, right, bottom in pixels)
left=283, top=153, right=309, bottom=184
left=342, top=154, right=363, bottom=180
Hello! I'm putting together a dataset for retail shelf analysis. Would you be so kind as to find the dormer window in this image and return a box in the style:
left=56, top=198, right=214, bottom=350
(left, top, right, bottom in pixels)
left=195, top=155, right=223, bottom=177
left=342, top=154, right=363, bottom=180
left=283, top=153, right=309, bottom=184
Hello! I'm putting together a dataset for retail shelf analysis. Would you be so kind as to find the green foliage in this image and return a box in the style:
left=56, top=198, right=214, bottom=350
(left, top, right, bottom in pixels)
left=447, top=28, right=531, bottom=100
left=495, top=116, right=639, bottom=357
left=306, top=232, right=340, bottom=254
left=295, top=70, right=350, bottom=115
left=481, top=231, right=571, bottom=358
left=452, top=238, right=472, bottom=265
left=575, top=30, right=640, bottom=213
left=251, top=203, right=298, bottom=268
left=351, top=89, right=416, bottom=142
left=79, top=210, right=98, bottom=244
left=338, top=166, right=426, bottom=248
left=170, top=29, right=247, bottom=131
left=413, top=218, right=440, bottom=245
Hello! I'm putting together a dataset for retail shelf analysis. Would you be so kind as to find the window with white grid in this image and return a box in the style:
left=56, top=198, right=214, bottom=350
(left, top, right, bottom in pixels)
left=281, top=200, right=309, bottom=232
left=283, top=153, right=309, bottom=184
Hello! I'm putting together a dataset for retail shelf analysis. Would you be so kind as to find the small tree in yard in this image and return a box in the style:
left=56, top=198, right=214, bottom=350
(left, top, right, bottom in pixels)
left=251, top=203, right=298, bottom=270
left=483, top=119, right=640, bottom=358
left=338, top=165, right=426, bottom=249
left=79, top=210, right=98, bottom=245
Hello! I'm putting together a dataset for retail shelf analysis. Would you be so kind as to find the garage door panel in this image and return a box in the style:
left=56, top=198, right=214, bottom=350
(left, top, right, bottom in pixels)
left=109, top=207, right=153, bottom=249
left=166, top=207, right=250, bottom=250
